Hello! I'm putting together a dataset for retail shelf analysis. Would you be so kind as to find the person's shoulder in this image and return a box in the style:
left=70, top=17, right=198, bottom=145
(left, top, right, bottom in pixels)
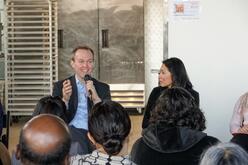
left=133, top=137, right=143, bottom=146
left=92, top=78, right=109, bottom=88
left=187, top=88, right=199, bottom=95
left=230, top=133, right=248, bottom=152
left=231, top=133, right=248, bottom=142
left=54, top=75, right=76, bottom=86
left=203, top=135, right=220, bottom=144
left=70, top=141, right=85, bottom=156
left=149, top=86, right=166, bottom=97
left=123, top=156, right=137, bottom=165
left=70, top=154, right=89, bottom=165
left=54, top=75, right=74, bottom=84
left=131, top=137, right=144, bottom=153
left=193, top=135, right=220, bottom=152
left=130, top=138, right=145, bottom=164
left=153, top=86, right=162, bottom=90
left=146, top=87, right=165, bottom=102
left=187, top=88, right=199, bottom=101
left=151, top=86, right=165, bottom=93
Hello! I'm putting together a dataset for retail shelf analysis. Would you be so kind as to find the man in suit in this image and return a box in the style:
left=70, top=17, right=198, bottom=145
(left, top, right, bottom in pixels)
left=53, top=45, right=111, bottom=154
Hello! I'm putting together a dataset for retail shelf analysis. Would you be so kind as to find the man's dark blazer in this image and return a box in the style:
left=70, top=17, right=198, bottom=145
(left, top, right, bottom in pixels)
left=52, top=75, right=111, bottom=122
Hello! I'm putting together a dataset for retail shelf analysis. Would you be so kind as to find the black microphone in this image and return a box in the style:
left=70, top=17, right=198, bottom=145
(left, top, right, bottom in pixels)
left=84, top=74, right=92, bottom=96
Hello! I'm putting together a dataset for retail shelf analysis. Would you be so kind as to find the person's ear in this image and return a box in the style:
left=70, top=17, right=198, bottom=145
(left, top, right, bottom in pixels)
left=87, top=132, right=96, bottom=145
left=63, top=154, right=70, bottom=165
left=15, top=144, right=21, bottom=160
left=70, top=59, right=74, bottom=68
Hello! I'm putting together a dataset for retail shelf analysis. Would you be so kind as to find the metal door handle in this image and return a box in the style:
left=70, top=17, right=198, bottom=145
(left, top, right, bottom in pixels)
left=102, top=29, right=109, bottom=48
left=58, top=29, right=63, bottom=48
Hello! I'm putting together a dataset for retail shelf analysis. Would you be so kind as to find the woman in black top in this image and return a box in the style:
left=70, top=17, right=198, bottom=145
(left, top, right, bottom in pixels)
left=142, top=57, right=199, bottom=129
left=132, top=87, right=217, bottom=165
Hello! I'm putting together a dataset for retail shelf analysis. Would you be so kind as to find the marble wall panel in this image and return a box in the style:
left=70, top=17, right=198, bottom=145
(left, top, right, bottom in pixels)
left=58, top=0, right=144, bottom=84
left=58, top=0, right=98, bottom=79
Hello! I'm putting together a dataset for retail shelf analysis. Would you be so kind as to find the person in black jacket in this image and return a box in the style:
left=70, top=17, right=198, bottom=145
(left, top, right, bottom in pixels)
left=131, top=87, right=219, bottom=165
left=53, top=46, right=111, bottom=154
left=142, top=57, right=199, bottom=129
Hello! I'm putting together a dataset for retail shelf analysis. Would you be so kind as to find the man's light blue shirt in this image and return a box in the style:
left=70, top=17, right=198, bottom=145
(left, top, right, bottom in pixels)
left=69, top=77, right=88, bottom=130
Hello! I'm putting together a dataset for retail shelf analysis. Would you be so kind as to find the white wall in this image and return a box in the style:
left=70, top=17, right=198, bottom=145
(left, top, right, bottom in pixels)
left=144, top=0, right=165, bottom=102
left=168, top=0, right=248, bottom=141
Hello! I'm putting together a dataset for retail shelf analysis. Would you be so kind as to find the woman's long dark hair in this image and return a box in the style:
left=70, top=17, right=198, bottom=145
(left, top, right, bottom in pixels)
left=163, top=57, right=193, bottom=90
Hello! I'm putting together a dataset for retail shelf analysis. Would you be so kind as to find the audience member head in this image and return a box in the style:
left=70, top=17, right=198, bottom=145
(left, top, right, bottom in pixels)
left=200, top=142, right=248, bottom=165
left=150, top=87, right=205, bottom=131
left=160, top=57, right=192, bottom=89
left=230, top=92, right=248, bottom=134
left=16, top=114, right=71, bottom=165
left=234, top=92, right=248, bottom=119
left=33, top=95, right=68, bottom=123
left=88, top=100, right=131, bottom=155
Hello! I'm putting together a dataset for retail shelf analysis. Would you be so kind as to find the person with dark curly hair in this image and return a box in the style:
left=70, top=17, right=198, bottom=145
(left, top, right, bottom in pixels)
left=142, top=57, right=199, bottom=129
left=131, top=87, right=219, bottom=165
left=70, top=100, right=135, bottom=165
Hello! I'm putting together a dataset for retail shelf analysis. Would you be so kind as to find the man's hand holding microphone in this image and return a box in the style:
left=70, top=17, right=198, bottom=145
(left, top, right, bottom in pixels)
left=62, top=74, right=101, bottom=105
left=84, top=74, right=101, bottom=104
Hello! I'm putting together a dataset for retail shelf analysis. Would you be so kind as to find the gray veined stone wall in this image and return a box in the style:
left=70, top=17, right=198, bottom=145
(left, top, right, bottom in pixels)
left=0, top=0, right=4, bottom=80
left=58, top=0, right=144, bottom=84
